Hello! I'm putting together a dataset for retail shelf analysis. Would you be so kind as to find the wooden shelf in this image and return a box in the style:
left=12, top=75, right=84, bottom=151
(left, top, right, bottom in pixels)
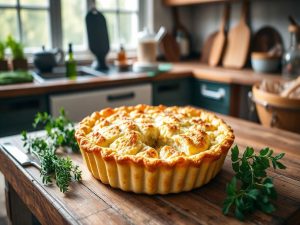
left=163, top=0, right=234, bottom=6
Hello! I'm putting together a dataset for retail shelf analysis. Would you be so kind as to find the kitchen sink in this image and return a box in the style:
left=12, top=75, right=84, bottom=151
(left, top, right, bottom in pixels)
left=32, top=65, right=134, bottom=83
left=32, top=66, right=108, bottom=83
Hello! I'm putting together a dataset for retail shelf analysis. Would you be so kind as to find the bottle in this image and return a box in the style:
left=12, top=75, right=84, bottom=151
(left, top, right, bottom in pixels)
left=65, top=43, right=77, bottom=79
left=117, top=44, right=127, bottom=63
left=282, top=25, right=300, bottom=80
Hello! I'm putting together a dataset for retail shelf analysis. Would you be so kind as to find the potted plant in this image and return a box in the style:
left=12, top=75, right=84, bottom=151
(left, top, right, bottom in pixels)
left=0, top=41, right=8, bottom=71
left=6, top=35, right=28, bottom=71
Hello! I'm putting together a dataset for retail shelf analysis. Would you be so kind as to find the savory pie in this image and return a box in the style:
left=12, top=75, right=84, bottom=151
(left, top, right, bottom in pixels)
left=75, top=105, right=234, bottom=194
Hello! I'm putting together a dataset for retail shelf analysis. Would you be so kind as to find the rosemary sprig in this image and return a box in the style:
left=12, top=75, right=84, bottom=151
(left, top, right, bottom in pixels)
left=223, top=145, right=286, bottom=220
left=21, top=109, right=81, bottom=193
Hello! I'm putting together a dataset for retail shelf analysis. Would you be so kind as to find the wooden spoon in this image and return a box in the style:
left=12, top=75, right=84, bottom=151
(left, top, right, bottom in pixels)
left=222, top=0, right=250, bottom=69
left=209, top=3, right=230, bottom=67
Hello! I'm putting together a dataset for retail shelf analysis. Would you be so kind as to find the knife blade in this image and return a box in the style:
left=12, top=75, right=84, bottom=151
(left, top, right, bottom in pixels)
left=0, top=142, right=41, bottom=170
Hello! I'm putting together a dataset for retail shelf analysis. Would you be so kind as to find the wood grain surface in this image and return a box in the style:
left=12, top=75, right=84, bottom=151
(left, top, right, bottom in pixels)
left=0, top=115, right=299, bottom=225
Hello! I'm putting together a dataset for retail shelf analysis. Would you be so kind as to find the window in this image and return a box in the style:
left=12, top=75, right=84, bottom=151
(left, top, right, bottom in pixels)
left=0, top=0, right=50, bottom=50
left=96, top=0, right=139, bottom=49
left=0, top=0, right=142, bottom=54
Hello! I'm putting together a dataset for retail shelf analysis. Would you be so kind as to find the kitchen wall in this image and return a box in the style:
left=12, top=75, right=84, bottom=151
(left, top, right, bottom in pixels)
left=154, top=0, right=300, bottom=53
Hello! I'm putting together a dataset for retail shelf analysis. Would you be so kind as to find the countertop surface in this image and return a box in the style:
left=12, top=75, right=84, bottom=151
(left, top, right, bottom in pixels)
left=0, top=62, right=283, bottom=99
left=0, top=114, right=299, bottom=225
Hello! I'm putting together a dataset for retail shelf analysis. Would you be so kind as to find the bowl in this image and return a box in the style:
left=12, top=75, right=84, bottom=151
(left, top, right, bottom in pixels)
left=251, top=52, right=280, bottom=73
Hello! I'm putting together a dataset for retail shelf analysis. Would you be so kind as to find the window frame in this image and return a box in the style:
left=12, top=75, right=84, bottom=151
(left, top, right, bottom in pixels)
left=0, top=0, right=147, bottom=58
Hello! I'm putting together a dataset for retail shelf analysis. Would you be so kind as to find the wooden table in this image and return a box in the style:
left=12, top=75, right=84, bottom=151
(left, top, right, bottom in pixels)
left=0, top=115, right=299, bottom=225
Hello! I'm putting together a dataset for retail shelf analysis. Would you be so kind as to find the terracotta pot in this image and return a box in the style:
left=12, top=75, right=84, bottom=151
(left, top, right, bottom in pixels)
left=12, top=58, right=28, bottom=71
left=0, top=59, right=9, bottom=71
left=252, top=84, right=300, bottom=133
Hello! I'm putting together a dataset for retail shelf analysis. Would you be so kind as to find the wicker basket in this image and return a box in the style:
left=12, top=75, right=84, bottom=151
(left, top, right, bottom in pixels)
left=251, top=84, right=300, bottom=133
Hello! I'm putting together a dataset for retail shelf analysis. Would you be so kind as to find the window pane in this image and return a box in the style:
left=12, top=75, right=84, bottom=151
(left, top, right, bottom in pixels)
left=0, top=0, right=16, bottom=5
left=62, top=0, right=86, bottom=49
left=20, top=0, right=48, bottom=7
left=103, top=12, right=118, bottom=48
left=96, top=0, right=117, bottom=10
left=119, top=0, right=138, bottom=11
left=119, top=13, right=138, bottom=47
left=21, top=10, right=50, bottom=47
left=0, top=9, right=18, bottom=41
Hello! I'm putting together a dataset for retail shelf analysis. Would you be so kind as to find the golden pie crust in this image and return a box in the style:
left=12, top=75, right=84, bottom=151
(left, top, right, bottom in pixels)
left=75, top=105, right=234, bottom=194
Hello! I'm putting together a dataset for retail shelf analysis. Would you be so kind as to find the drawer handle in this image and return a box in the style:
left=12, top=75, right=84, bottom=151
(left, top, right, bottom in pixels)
left=158, top=84, right=180, bottom=92
left=107, top=92, right=135, bottom=101
left=200, top=84, right=225, bottom=100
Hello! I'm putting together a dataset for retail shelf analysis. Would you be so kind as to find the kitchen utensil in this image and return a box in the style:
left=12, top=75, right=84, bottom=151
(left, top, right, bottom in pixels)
left=251, top=52, right=280, bottom=73
left=209, top=3, right=230, bottom=67
left=159, top=32, right=180, bottom=62
left=0, top=142, right=40, bottom=169
left=252, top=26, right=283, bottom=53
left=33, top=47, right=64, bottom=73
left=251, top=83, right=300, bottom=133
left=86, top=7, right=110, bottom=71
left=222, top=0, right=250, bottom=69
left=172, top=7, right=190, bottom=58
left=200, top=31, right=217, bottom=63
left=155, top=26, right=167, bottom=42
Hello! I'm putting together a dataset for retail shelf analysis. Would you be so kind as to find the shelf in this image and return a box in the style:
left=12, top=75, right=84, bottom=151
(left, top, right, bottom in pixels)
left=163, top=0, right=233, bottom=6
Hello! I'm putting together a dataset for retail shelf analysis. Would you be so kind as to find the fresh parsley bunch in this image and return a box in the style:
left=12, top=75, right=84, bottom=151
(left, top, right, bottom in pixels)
left=223, top=145, right=286, bottom=220
left=22, top=109, right=81, bottom=193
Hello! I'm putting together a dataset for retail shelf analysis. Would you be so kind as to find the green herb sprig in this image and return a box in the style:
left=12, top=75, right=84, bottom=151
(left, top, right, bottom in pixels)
left=223, top=145, right=286, bottom=220
left=22, top=109, right=81, bottom=193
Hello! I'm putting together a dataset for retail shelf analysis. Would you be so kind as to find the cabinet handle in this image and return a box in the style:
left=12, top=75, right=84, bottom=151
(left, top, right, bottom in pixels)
left=157, top=84, right=180, bottom=92
left=200, top=84, right=225, bottom=100
left=107, top=92, right=135, bottom=102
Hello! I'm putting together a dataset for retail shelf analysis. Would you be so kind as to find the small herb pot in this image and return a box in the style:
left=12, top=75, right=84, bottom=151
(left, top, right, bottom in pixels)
left=0, top=59, right=9, bottom=71
left=12, top=58, right=28, bottom=71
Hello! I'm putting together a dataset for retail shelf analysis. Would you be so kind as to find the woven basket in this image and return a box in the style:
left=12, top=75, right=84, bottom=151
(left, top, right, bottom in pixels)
left=251, top=84, right=300, bottom=133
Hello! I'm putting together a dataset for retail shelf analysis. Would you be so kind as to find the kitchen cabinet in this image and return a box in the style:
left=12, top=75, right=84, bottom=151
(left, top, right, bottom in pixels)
left=152, top=78, right=192, bottom=106
left=0, top=95, right=48, bottom=137
left=193, top=79, right=239, bottom=115
left=50, top=83, right=152, bottom=122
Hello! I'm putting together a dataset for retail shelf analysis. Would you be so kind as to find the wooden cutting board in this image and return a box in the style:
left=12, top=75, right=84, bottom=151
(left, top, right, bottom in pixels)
left=209, top=4, right=230, bottom=67
left=222, top=0, right=250, bottom=69
left=159, top=32, right=180, bottom=62
left=200, top=31, right=217, bottom=63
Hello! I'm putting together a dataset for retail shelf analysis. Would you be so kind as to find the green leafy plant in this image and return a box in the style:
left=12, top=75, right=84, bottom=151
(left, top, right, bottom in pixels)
left=223, top=145, right=286, bottom=220
left=22, top=109, right=81, bottom=193
left=6, top=35, right=25, bottom=60
left=0, top=41, right=5, bottom=60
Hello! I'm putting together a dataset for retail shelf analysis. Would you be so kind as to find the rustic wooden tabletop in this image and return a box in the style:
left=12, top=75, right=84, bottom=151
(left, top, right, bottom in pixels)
left=0, top=115, right=299, bottom=225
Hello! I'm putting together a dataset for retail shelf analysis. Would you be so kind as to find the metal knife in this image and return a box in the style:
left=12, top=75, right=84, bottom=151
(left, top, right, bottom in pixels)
left=0, top=142, right=41, bottom=170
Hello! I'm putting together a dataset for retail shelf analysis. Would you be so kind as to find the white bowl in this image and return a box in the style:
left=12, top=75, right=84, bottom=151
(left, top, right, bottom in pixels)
left=251, top=52, right=280, bottom=73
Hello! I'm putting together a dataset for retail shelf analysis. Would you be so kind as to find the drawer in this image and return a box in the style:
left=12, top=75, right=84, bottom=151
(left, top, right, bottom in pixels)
left=193, top=80, right=231, bottom=115
left=50, top=83, right=152, bottom=122
left=153, top=78, right=191, bottom=106
left=0, top=96, right=48, bottom=137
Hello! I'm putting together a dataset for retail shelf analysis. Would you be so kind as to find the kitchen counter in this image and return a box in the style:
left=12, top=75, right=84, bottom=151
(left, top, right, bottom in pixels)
left=0, top=63, right=283, bottom=99
left=0, top=115, right=299, bottom=225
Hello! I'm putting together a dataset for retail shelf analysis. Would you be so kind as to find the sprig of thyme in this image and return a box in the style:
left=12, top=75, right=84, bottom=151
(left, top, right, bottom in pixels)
left=223, top=145, right=286, bottom=220
left=21, top=109, right=81, bottom=193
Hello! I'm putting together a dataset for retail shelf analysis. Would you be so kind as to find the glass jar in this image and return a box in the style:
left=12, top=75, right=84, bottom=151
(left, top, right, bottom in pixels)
left=282, top=25, right=300, bottom=80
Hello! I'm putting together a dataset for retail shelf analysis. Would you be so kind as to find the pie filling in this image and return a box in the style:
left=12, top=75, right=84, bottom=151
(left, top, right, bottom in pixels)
left=84, top=105, right=229, bottom=160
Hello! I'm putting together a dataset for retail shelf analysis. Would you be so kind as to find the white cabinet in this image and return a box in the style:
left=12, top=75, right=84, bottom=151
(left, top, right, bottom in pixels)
left=50, top=83, right=152, bottom=122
